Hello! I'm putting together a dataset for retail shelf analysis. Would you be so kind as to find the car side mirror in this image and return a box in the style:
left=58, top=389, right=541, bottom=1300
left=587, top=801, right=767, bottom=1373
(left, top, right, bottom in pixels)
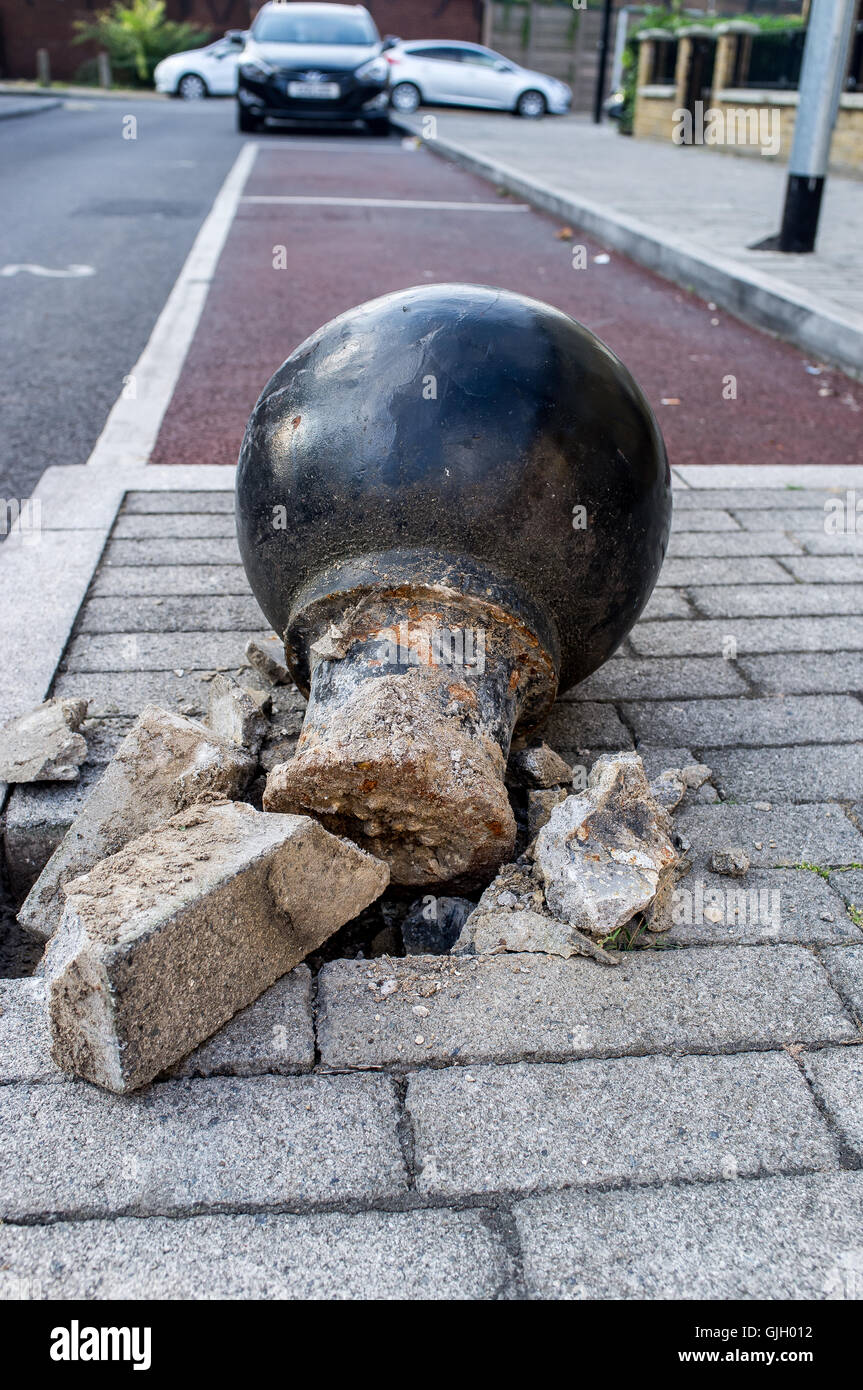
left=381, top=35, right=400, bottom=51
left=494, top=61, right=510, bottom=72
left=225, top=31, right=246, bottom=48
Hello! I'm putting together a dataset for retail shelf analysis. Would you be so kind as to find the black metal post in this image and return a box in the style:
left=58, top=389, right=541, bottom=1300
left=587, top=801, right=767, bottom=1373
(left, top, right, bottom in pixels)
left=593, top=0, right=615, bottom=124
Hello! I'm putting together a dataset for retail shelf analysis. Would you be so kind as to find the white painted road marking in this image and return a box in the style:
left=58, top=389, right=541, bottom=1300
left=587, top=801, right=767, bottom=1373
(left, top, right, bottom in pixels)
left=1, top=264, right=95, bottom=278
left=241, top=195, right=529, bottom=211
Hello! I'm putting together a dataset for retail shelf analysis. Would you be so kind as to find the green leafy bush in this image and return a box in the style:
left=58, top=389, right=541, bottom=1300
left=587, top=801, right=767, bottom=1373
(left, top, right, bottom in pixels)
left=73, top=0, right=212, bottom=86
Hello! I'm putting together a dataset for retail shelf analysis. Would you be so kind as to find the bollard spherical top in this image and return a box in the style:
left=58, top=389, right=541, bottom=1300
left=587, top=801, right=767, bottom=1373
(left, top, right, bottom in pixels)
left=236, top=282, right=670, bottom=701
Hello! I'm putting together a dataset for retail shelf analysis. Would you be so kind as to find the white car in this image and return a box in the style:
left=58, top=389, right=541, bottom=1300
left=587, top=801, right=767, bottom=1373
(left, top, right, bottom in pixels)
left=154, top=33, right=246, bottom=100
left=386, top=40, right=571, bottom=118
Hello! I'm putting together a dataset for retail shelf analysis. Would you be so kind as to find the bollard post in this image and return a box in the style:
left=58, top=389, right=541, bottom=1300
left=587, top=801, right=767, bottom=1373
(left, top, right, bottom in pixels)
left=97, top=52, right=112, bottom=89
left=36, top=48, right=51, bottom=87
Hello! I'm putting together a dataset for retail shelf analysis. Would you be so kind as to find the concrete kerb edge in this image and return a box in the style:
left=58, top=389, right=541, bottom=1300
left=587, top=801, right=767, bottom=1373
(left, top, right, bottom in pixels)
left=395, top=121, right=863, bottom=383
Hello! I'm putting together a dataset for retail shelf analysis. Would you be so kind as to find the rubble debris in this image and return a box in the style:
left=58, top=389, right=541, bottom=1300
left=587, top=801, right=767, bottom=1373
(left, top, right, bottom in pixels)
left=18, top=706, right=256, bottom=941
left=506, top=742, right=572, bottom=789
left=207, top=673, right=270, bottom=755
left=453, top=907, right=618, bottom=965
left=710, top=846, right=751, bottom=878
left=43, top=801, right=389, bottom=1093
left=533, top=752, right=678, bottom=941
left=681, top=763, right=712, bottom=790
left=0, top=699, right=89, bottom=783
left=527, top=787, right=568, bottom=841
left=649, top=769, right=687, bottom=811
left=401, top=895, right=474, bottom=955
left=245, top=636, right=292, bottom=686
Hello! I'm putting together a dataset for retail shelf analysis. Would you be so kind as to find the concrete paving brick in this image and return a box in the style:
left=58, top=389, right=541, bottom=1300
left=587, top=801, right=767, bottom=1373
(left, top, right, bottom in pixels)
left=112, top=514, right=236, bottom=540
left=63, top=631, right=268, bottom=673
left=623, top=695, right=863, bottom=748
left=830, top=869, right=863, bottom=911
left=91, top=565, right=249, bottom=598
left=122, top=491, right=235, bottom=515
left=565, top=658, right=747, bottom=702
left=102, top=538, right=242, bottom=567
left=3, top=765, right=103, bottom=902
left=78, top=596, right=266, bottom=634
left=630, top=617, right=863, bottom=657
left=406, top=1052, right=837, bottom=1197
left=802, top=1048, right=863, bottom=1163
left=670, top=510, right=742, bottom=532
left=78, top=717, right=135, bottom=764
left=667, top=533, right=802, bottom=558
left=0, top=979, right=55, bottom=1083
left=675, top=803, right=863, bottom=870
left=674, top=489, right=835, bottom=512
left=708, top=744, right=863, bottom=803
left=515, top=1172, right=863, bottom=1300
left=170, top=968, right=315, bottom=1078
left=739, top=653, right=863, bottom=695
left=665, top=869, right=861, bottom=947
left=801, top=534, right=863, bottom=557
left=657, top=557, right=793, bottom=587
left=52, top=670, right=226, bottom=718
left=818, top=946, right=863, bottom=1020
left=691, top=585, right=863, bottom=619
left=0, top=1074, right=406, bottom=1220
left=735, top=509, right=826, bottom=532
left=0, top=1207, right=514, bottom=1300
left=639, top=590, right=692, bottom=620
left=782, top=556, right=863, bottom=584
left=540, top=701, right=631, bottom=752
left=317, top=947, right=855, bottom=1071
left=633, top=745, right=696, bottom=780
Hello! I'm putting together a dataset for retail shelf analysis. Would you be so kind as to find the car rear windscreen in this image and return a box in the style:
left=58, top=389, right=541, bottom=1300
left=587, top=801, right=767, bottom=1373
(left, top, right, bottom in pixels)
left=253, top=10, right=378, bottom=45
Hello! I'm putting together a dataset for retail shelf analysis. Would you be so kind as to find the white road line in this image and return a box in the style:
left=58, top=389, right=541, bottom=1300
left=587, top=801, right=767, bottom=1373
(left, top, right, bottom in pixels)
left=86, top=141, right=259, bottom=470
left=241, top=195, right=529, bottom=211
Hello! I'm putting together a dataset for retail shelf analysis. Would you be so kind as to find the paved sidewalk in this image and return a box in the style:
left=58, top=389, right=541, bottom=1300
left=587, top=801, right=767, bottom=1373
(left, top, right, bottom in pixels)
left=396, top=112, right=863, bottom=376
left=1, top=475, right=862, bottom=1298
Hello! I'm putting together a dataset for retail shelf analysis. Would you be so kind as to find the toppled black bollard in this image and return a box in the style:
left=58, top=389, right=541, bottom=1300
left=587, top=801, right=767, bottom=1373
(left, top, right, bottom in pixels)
left=236, top=284, right=671, bottom=886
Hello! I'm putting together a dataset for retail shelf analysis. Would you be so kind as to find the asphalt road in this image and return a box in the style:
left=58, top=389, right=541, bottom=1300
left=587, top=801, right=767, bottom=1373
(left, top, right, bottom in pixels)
left=0, top=96, right=243, bottom=503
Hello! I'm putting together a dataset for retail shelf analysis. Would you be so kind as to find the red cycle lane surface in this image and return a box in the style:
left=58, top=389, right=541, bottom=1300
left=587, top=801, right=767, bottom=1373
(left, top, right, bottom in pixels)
left=149, top=136, right=863, bottom=470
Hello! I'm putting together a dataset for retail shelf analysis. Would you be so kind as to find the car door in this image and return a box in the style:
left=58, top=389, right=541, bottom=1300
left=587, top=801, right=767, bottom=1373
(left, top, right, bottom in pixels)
left=409, top=46, right=472, bottom=104
left=453, top=48, right=518, bottom=108
left=205, top=39, right=240, bottom=95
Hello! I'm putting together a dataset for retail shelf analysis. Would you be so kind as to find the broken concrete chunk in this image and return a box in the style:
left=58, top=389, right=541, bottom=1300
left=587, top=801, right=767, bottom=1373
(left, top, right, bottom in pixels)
left=0, top=698, right=89, bottom=783
left=710, top=846, right=751, bottom=878
left=649, top=769, right=687, bottom=811
left=527, top=787, right=569, bottom=841
left=207, top=673, right=269, bottom=755
left=506, top=742, right=572, bottom=789
left=18, top=706, right=256, bottom=941
left=44, top=801, right=389, bottom=1093
left=533, top=752, right=678, bottom=941
left=454, top=907, right=618, bottom=966
left=245, top=636, right=292, bottom=686
left=681, top=763, right=712, bottom=790
left=401, top=896, right=474, bottom=955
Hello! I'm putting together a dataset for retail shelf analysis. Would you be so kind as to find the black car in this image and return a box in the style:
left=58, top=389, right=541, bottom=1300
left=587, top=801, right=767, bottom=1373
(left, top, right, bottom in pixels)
left=235, top=2, right=391, bottom=134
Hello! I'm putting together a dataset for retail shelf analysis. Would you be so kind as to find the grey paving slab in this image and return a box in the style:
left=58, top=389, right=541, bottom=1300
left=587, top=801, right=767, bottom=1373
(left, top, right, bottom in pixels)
left=406, top=1052, right=837, bottom=1198
left=122, top=491, right=235, bottom=515
left=691, top=585, right=863, bottom=619
left=818, top=946, right=863, bottom=1020
left=317, top=947, right=855, bottom=1072
left=639, top=590, right=692, bottom=621
left=0, top=1074, right=406, bottom=1220
left=3, top=765, right=103, bottom=902
left=0, top=979, right=55, bottom=1084
left=830, top=869, right=863, bottom=911
left=540, top=701, right=631, bottom=752
left=802, top=1047, right=863, bottom=1163
left=739, top=653, right=863, bottom=695
left=102, top=537, right=242, bottom=567
left=78, top=596, right=266, bottom=634
left=630, top=617, right=863, bottom=658
left=515, top=1172, right=863, bottom=1300
left=657, top=557, right=793, bottom=587
left=675, top=803, right=863, bottom=870
left=51, top=670, right=232, bottom=718
left=782, top=556, right=863, bottom=584
left=735, top=509, right=828, bottom=532
left=666, top=533, right=803, bottom=558
left=623, top=695, right=863, bottom=748
left=674, top=489, right=837, bottom=512
left=91, top=565, right=249, bottom=598
left=170, top=968, right=315, bottom=1079
left=665, top=869, right=861, bottom=948
left=565, top=658, right=747, bottom=703
left=112, top=514, right=236, bottom=540
left=63, top=631, right=268, bottom=673
left=800, top=534, right=863, bottom=557
left=708, top=744, right=863, bottom=804
left=670, top=510, right=742, bottom=532
left=0, top=1207, right=514, bottom=1301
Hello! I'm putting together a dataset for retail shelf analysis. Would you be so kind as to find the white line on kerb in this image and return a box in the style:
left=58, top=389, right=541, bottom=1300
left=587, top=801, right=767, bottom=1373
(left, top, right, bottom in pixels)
left=241, top=195, right=529, bottom=211
left=86, top=141, right=259, bottom=469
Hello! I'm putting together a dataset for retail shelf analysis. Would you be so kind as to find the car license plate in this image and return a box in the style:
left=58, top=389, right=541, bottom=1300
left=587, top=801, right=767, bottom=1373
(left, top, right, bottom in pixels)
left=287, top=81, right=339, bottom=99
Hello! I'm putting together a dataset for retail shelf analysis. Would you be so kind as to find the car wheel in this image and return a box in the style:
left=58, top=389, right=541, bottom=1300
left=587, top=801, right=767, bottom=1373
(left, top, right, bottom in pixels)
left=516, top=89, right=546, bottom=119
left=390, top=82, right=421, bottom=114
left=237, top=105, right=261, bottom=133
left=177, top=73, right=208, bottom=101
left=367, top=117, right=391, bottom=137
